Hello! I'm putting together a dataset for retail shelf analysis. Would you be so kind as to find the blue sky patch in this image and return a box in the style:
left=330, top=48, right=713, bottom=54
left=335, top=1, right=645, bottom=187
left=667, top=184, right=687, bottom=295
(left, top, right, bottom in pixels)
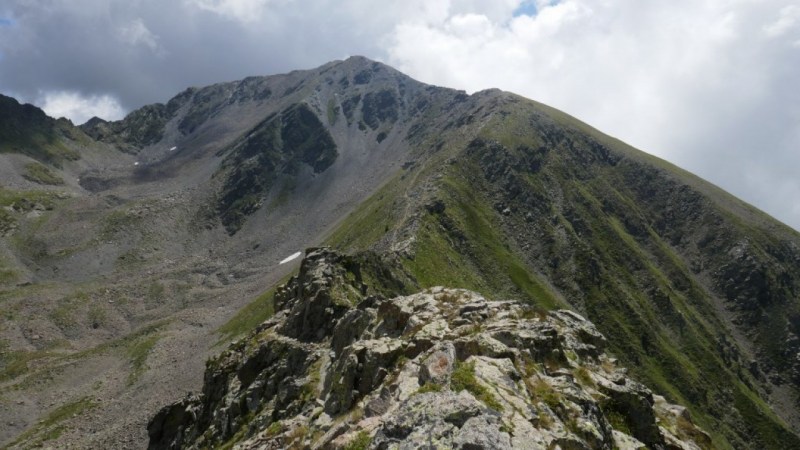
left=513, top=1, right=538, bottom=17
left=0, top=17, right=15, bottom=27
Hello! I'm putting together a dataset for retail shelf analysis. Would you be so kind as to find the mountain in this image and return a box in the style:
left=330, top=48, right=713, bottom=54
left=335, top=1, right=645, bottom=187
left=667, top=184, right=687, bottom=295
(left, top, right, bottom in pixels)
left=0, top=56, right=798, bottom=449
left=0, top=94, right=81, bottom=167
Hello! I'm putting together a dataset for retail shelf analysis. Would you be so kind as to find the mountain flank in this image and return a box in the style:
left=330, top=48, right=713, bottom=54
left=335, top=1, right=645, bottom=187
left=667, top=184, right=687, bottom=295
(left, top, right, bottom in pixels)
left=0, top=56, right=798, bottom=449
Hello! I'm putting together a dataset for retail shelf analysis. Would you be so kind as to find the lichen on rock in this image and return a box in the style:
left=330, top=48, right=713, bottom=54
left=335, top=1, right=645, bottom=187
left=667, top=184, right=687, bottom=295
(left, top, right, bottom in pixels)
left=147, top=248, right=711, bottom=450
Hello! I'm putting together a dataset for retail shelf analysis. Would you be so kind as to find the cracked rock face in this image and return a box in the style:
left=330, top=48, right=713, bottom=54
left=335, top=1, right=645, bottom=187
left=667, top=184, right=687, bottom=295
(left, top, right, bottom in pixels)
left=147, top=248, right=711, bottom=450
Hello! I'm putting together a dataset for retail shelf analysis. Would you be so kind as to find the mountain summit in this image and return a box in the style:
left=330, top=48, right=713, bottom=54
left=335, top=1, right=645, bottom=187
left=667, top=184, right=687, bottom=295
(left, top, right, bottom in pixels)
left=0, top=57, right=798, bottom=449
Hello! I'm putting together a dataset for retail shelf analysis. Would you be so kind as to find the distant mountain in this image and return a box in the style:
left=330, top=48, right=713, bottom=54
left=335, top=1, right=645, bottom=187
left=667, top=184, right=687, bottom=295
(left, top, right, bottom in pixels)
left=0, top=56, right=798, bottom=449
left=0, top=94, right=82, bottom=166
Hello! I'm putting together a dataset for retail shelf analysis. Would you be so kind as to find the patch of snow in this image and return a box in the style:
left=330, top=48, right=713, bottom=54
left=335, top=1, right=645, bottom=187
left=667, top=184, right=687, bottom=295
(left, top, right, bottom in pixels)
left=169, top=146, right=177, bottom=151
left=279, top=251, right=302, bottom=265
left=134, top=162, right=140, bottom=166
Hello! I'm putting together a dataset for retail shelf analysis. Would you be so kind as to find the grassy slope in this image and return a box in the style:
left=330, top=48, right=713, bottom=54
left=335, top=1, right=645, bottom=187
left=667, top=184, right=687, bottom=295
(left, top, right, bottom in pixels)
left=322, top=95, right=800, bottom=449
left=0, top=98, right=80, bottom=167
left=216, top=281, right=284, bottom=343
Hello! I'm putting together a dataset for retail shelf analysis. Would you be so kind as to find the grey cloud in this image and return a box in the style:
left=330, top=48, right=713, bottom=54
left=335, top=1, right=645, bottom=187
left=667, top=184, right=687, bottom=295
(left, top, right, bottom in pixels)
left=0, top=0, right=385, bottom=111
left=0, top=0, right=798, bottom=231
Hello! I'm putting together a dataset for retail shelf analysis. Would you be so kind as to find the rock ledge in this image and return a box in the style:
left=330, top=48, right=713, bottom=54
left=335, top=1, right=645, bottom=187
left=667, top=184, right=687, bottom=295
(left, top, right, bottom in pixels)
left=148, top=248, right=711, bottom=450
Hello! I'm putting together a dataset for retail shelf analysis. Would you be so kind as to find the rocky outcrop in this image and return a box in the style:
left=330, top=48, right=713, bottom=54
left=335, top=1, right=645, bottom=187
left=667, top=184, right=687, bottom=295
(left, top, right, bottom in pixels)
left=148, top=249, right=711, bottom=449
left=214, top=103, right=339, bottom=234
left=80, top=88, right=193, bottom=151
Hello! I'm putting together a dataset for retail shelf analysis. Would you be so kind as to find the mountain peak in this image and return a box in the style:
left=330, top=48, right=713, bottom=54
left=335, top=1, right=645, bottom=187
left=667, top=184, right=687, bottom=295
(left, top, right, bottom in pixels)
left=2, top=58, right=799, bottom=450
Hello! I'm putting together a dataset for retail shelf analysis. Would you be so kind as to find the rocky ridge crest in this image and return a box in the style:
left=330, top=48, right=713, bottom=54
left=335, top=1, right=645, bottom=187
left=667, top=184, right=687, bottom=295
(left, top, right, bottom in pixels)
left=148, top=248, right=711, bottom=449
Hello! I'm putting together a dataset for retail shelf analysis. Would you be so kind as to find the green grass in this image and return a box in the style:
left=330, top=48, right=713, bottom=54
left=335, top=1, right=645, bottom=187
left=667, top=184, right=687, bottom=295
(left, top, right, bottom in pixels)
left=73, top=320, right=168, bottom=361
left=22, top=162, right=64, bottom=185
left=101, top=208, right=141, bottom=238
left=49, top=290, right=90, bottom=331
left=0, top=119, right=80, bottom=168
left=127, top=333, right=161, bottom=385
left=5, top=396, right=95, bottom=447
left=327, top=174, right=404, bottom=251
left=10, top=321, right=170, bottom=390
left=403, top=213, right=485, bottom=291
left=44, top=396, right=95, bottom=426
left=146, top=281, right=165, bottom=303
left=450, top=360, right=503, bottom=411
left=731, top=379, right=800, bottom=449
left=404, top=171, right=562, bottom=309
left=216, top=281, right=283, bottom=341
left=551, top=177, right=792, bottom=448
left=0, top=187, right=62, bottom=209
left=0, top=187, right=65, bottom=251
left=0, top=348, right=58, bottom=382
left=1, top=322, right=167, bottom=396
left=573, top=366, right=594, bottom=387
left=343, top=431, right=371, bottom=450
left=87, top=303, right=107, bottom=327
left=605, top=409, right=632, bottom=435
left=528, top=377, right=561, bottom=410
left=415, top=382, right=444, bottom=395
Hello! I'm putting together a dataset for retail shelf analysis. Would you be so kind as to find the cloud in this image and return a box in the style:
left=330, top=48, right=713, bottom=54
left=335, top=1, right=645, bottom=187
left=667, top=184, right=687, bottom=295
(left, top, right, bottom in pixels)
left=184, top=0, right=307, bottom=25
left=764, top=5, right=800, bottom=38
left=0, top=0, right=798, bottom=230
left=38, top=91, right=125, bottom=125
left=186, top=0, right=272, bottom=23
left=383, top=0, right=800, bottom=231
left=119, top=18, right=164, bottom=55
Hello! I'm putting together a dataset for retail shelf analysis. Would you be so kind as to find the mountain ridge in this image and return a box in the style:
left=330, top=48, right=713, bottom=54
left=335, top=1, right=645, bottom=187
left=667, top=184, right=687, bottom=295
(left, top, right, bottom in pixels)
left=148, top=247, right=714, bottom=450
left=0, top=56, right=798, bottom=449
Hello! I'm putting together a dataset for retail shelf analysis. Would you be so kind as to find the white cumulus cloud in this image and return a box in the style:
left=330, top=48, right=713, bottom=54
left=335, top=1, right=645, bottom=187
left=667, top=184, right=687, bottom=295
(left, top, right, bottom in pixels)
left=119, top=18, right=164, bottom=55
left=38, top=91, right=126, bottom=125
left=384, top=0, right=800, bottom=230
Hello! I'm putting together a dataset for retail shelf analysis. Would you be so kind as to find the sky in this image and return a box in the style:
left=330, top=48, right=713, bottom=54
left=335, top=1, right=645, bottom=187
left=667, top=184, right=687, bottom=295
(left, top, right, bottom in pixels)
left=1, top=0, right=798, bottom=230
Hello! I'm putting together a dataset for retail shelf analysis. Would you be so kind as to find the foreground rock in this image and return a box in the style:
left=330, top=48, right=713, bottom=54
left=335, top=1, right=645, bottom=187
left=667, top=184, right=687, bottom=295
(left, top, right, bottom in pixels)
left=148, top=248, right=711, bottom=449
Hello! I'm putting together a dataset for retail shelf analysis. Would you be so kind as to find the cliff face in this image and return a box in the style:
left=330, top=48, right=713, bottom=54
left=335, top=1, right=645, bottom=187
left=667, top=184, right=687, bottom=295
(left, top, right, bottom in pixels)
left=148, top=248, right=711, bottom=450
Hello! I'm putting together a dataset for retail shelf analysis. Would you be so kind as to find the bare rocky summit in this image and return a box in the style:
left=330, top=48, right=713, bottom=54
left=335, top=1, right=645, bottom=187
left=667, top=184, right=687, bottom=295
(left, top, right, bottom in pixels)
left=148, top=248, right=711, bottom=449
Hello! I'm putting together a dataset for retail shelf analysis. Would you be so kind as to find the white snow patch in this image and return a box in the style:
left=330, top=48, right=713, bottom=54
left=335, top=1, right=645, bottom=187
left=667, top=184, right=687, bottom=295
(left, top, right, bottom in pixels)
left=169, top=146, right=177, bottom=151
left=134, top=162, right=140, bottom=166
left=279, top=251, right=302, bottom=265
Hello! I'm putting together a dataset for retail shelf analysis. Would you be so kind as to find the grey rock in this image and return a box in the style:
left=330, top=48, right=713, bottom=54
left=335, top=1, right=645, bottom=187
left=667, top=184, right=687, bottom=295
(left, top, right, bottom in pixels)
left=147, top=250, right=711, bottom=450
left=453, top=415, right=512, bottom=449
left=418, top=342, right=456, bottom=385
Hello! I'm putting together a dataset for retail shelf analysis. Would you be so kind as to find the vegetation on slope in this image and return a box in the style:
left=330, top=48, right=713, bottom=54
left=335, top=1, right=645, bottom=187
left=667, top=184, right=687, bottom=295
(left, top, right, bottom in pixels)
left=324, top=93, right=800, bottom=449
left=22, top=162, right=65, bottom=185
left=0, top=95, right=80, bottom=166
